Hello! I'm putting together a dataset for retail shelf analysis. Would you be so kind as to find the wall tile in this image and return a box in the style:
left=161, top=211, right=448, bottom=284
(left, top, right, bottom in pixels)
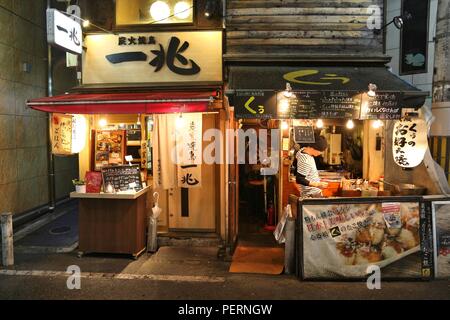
left=12, top=0, right=35, bottom=22
left=17, top=176, right=47, bottom=213
left=0, top=0, right=12, bottom=11
left=0, top=148, right=17, bottom=184
left=0, top=114, right=15, bottom=149
left=14, top=82, right=34, bottom=116
left=0, top=7, right=13, bottom=46
left=0, top=43, right=15, bottom=81
left=13, top=16, right=36, bottom=54
left=16, top=146, right=47, bottom=181
left=13, top=49, right=35, bottom=85
left=0, top=182, right=18, bottom=214
left=0, top=78, right=15, bottom=115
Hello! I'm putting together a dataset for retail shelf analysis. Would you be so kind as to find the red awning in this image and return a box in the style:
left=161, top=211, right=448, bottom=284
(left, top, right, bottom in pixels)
left=27, top=91, right=217, bottom=114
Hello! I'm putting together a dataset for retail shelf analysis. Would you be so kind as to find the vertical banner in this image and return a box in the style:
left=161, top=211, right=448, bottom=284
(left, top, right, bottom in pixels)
left=153, top=114, right=177, bottom=190
left=51, top=113, right=72, bottom=155
left=300, top=201, right=428, bottom=279
left=400, top=0, right=429, bottom=75
left=177, top=113, right=202, bottom=188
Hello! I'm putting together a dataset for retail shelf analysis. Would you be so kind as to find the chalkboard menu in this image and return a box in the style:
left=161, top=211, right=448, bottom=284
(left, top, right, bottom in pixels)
left=360, top=92, right=403, bottom=120
left=278, top=91, right=321, bottom=119
left=101, top=165, right=142, bottom=192
left=277, top=91, right=361, bottom=119
left=234, top=90, right=277, bottom=119
left=319, top=91, right=361, bottom=119
left=293, top=126, right=315, bottom=143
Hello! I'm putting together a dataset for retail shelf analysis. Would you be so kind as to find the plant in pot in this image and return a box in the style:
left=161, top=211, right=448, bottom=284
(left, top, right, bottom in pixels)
left=72, top=179, right=86, bottom=193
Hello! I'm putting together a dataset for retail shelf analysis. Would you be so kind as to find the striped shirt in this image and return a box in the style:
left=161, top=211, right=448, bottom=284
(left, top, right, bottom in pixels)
left=296, top=149, right=322, bottom=196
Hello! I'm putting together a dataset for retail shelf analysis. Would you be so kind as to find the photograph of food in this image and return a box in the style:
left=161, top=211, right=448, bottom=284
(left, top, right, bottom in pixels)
left=335, top=203, right=420, bottom=266
left=94, top=130, right=125, bottom=169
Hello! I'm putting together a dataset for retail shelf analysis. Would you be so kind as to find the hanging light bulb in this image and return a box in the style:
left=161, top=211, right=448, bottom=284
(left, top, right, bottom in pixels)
left=279, top=99, right=290, bottom=113
left=372, top=119, right=383, bottom=129
left=99, top=118, right=107, bottom=127
left=137, top=114, right=141, bottom=126
left=346, top=119, right=354, bottom=129
left=82, top=20, right=90, bottom=28
left=281, top=121, right=289, bottom=130
left=316, top=119, right=324, bottom=129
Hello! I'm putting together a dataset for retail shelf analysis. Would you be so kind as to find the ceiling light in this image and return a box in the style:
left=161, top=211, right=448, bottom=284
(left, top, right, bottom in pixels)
left=174, top=1, right=191, bottom=19
left=281, top=121, right=289, bottom=130
left=150, top=1, right=171, bottom=22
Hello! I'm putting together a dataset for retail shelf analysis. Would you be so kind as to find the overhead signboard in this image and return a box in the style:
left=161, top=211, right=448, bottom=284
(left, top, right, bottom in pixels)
left=46, top=8, right=83, bottom=55
left=234, top=90, right=277, bottom=119
left=82, top=31, right=222, bottom=84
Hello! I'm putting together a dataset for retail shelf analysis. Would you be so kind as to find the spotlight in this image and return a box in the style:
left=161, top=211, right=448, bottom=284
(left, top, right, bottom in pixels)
left=283, top=82, right=293, bottom=98
left=346, top=120, right=354, bottom=130
left=204, top=0, right=218, bottom=19
left=316, top=119, right=324, bottom=129
left=368, top=83, right=377, bottom=97
left=372, top=120, right=383, bottom=129
left=82, top=20, right=90, bottom=28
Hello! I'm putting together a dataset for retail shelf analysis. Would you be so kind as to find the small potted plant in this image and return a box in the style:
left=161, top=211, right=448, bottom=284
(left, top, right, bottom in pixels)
left=72, top=179, right=86, bottom=193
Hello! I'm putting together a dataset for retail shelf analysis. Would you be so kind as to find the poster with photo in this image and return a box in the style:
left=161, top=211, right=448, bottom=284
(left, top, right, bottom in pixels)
left=432, top=201, right=450, bottom=279
left=94, top=130, right=126, bottom=170
left=301, top=201, right=427, bottom=279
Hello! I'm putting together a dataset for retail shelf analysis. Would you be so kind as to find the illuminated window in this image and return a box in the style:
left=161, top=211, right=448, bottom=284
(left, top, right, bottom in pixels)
left=116, top=0, right=194, bottom=25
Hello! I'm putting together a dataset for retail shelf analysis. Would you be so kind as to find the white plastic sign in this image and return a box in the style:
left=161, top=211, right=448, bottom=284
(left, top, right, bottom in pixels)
left=47, top=8, right=82, bottom=54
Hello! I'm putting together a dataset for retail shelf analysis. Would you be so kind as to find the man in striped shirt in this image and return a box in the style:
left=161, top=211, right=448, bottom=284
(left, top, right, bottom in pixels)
left=296, top=135, right=329, bottom=197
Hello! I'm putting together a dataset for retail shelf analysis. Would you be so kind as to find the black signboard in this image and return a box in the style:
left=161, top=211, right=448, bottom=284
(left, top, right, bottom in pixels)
left=320, top=91, right=362, bottom=119
left=400, top=0, right=429, bottom=75
left=360, top=92, right=403, bottom=120
left=101, top=165, right=142, bottom=192
left=234, top=90, right=277, bottom=119
left=278, top=91, right=321, bottom=119
left=293, top=126, right=315, bottom=143
left=420, top=201, right=434, bottom=278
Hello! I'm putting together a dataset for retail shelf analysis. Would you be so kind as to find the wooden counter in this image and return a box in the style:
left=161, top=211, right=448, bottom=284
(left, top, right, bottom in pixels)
left=71, top=186, right=150, bottom=258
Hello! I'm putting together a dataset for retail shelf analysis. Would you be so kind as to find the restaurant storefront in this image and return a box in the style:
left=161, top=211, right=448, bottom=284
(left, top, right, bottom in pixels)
left=27, top=29, right=231, bottom=258
left=226, top=63, right=449, bottom=279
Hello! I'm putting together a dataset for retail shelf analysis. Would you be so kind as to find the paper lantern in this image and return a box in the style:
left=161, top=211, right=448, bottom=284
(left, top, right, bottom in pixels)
left=71, top=114, right=87, bottom=154
left=392, top=118, right=427, bottom=168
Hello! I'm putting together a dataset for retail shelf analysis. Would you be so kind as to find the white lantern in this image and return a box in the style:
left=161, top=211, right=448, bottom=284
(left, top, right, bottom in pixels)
left=392, top=118, right=427, bottom=168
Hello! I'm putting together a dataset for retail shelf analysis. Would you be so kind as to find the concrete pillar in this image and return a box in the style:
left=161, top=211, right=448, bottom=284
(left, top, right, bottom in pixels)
left=1, top=212, right=14, bottom=267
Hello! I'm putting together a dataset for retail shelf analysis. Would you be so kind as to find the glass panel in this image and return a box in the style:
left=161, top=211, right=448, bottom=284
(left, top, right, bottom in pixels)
left=116, top=0, right=194, bottom=25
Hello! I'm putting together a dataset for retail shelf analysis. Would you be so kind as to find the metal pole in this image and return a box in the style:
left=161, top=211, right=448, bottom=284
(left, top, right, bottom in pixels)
left=1, top=212, right=14, bottom=267
left=47, top=0, right=56, bottom=211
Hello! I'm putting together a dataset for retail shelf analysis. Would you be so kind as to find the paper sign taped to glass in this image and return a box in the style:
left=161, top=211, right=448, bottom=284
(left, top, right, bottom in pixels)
left=301, top=202, right=421, bottom=278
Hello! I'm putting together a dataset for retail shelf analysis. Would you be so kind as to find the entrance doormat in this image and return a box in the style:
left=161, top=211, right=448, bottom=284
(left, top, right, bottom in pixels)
left=229, top=246, right=284, bottom=275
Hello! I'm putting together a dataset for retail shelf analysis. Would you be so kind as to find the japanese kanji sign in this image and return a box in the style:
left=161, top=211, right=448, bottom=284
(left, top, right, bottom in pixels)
left=46, top=9, right=82, bottom=55
left=51, top=114, right=72, bottom=155
left=176, top=113, right=202, bottom=188
left=392, top=118, right=427, bottom=168
left=82, top=31, right=222, bottom=84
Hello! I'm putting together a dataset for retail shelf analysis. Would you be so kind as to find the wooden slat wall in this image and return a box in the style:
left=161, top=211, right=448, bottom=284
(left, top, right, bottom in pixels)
left=225, top=0, right=384, bottom=56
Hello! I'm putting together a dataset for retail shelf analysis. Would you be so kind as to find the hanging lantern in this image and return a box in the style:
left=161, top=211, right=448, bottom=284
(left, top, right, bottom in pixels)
left=392, top=117, right=427, bottom=168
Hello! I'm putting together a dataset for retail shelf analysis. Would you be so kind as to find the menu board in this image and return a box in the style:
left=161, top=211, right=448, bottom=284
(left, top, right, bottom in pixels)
left=432, top=200, right=450, bottom=279
left=94, top=130, right=126, bottom=170
left=360, top=92, right=403, bottom=120
left=234, top=90, right=277, bottom=119
left=319, top=91, right=361, bottom=119
left=278, top=91, right=321, bottom=119
left=101, top=165, right=142, bottom=192
left=293, top=126, right=315, bottom=143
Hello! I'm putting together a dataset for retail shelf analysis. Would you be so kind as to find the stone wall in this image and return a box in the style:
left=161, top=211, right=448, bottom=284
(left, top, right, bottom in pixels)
left=0, top=1, right=78, bottom=215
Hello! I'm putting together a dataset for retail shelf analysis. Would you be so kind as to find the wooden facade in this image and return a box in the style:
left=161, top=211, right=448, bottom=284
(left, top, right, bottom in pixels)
left=225, top=0, right=385, bottom=60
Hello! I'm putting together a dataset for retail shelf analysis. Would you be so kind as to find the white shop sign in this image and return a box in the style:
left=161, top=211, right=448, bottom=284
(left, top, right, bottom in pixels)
left=46, top=8, right=83, bottom=55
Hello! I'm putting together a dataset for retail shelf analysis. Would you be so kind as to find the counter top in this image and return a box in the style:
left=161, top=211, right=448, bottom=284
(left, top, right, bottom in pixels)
left=70, top=186, right=150, bottom=200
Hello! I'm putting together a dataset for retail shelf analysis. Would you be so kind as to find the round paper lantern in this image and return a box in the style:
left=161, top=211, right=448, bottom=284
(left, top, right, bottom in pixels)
left=392, top=118, right=427, bottom=168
